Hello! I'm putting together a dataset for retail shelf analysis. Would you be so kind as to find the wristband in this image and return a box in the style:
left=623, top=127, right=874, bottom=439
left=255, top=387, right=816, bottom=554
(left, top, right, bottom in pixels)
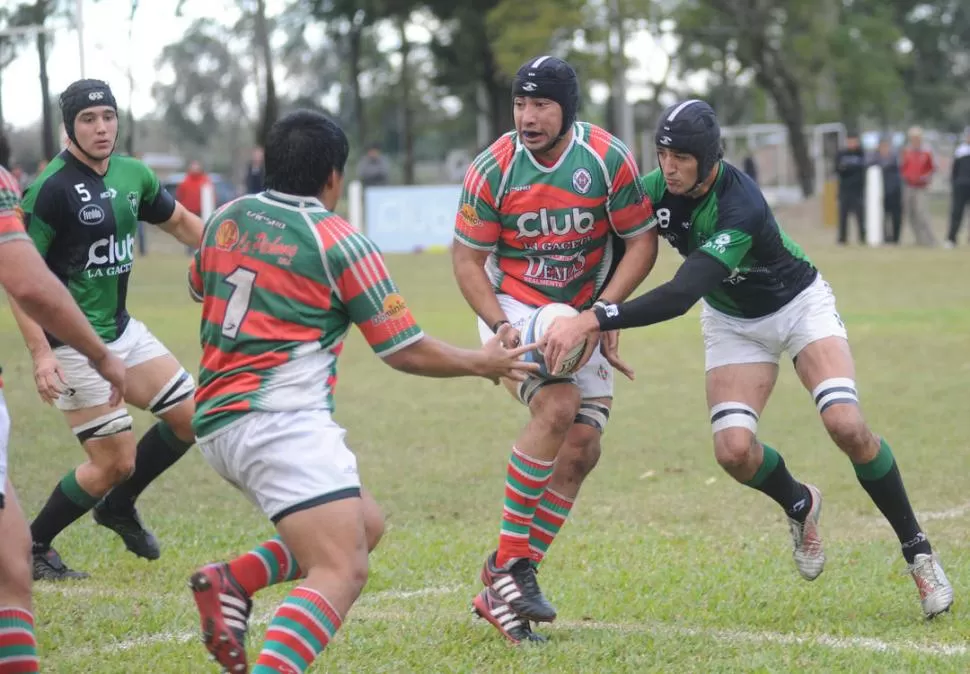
left=490, top=319, right=510, bottom=333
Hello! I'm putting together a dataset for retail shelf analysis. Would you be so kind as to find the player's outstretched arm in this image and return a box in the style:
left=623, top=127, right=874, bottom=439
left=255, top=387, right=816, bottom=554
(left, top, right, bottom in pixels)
left=1, top=240, right=125, bottom=405
left=542, top=251, right=731, bottom=376
left=383, top=324, right=539, bottom=384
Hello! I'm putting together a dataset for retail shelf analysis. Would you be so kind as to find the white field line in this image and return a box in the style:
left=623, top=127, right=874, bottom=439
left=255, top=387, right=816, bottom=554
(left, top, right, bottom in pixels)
left=53, top=584, right=966, bottom=660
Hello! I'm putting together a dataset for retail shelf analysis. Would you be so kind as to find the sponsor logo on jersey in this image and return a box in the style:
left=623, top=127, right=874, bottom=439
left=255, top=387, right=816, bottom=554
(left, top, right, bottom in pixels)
left=515, top=207, right=595, bottom=239
left=236, top=230, right=298, bottom=266
left=245, top=210, right=287, bottom=230
left=127, top=191, right=139, bottom=216
left=522, top=251, right=587, bottom=288
left=78, top=204, right=106, bottom=226
left=101, top=188, right=118, bottom=199
left=459, top=203, right=481, bottom=227
left=214, top=219, right=240, bottom=251
left=371, top=293, right=409, bottom=326
left=571, top=168, right=592, bottom=194
left=85, top=233, right=135, bottom=275
left=703, top=232, right=732, bottom=254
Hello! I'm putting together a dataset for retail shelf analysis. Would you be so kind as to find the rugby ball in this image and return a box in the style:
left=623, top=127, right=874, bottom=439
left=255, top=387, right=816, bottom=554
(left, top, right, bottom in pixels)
left=521, top=303, right=588, bottom=378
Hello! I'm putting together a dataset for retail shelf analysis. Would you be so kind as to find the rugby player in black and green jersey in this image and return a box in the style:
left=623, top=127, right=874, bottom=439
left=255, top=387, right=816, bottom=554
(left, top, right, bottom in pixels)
left=544, top=99, right=953, bottom=619
left=9, top=79, right=204, bottom=580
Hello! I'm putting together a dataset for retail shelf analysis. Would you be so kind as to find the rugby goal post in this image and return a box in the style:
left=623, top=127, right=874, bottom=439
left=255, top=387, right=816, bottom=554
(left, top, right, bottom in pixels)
left=0, top=0, right=86, bottom=77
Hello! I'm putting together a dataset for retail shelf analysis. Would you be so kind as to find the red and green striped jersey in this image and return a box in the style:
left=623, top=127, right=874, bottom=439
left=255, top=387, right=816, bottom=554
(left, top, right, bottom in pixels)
left=454, top=122, right=656, bottom=308
left=191, top=190, right=424, bottom=439
left=0, top=165, right=29, bottom=246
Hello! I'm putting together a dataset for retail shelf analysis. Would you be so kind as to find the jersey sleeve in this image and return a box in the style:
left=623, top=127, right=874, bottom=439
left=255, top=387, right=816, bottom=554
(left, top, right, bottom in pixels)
left=137, top=161, right=177, bottom=224
left=327, top=230, right=424, bottom=357
left=697, top=196, right=756, bottom=270
left=605, top=138, right=656, bottom=238
left=453, top=151, right=503, bottom=251
left=19, top=178, right=59, bottom=256
left=0, top=168, right=30, bottom=246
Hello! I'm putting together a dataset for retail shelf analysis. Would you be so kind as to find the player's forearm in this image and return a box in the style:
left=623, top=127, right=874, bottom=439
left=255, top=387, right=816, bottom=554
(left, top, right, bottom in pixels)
left=8, top=294, right=56, bottom=358
left=594, top=252, right=729, bottom=331
left=160, top=205, right=204, bottom=248
left=452, top=248, right=507, bottom=328
left=384, top=336, right=488, bottom=379
left=11, top=287, right=108, bottom=363
left=597, top=230, right=659, bottom=303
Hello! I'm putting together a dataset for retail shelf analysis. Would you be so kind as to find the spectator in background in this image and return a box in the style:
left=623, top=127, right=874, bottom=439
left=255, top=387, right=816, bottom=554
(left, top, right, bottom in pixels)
left=245, top=146, right=265, bottom=194
left=357, top=144, right=390, bottom=187
left=900, top=126, right=938, bottom=246
left=175, top=160, right=211, bottom=254
left=945, top=127, right=970, bottom=247
left=743, top=153, right=758, bottom=184
left=835, top=131, right=866, bottom=244
left=875, top=135, right=903, bottom=244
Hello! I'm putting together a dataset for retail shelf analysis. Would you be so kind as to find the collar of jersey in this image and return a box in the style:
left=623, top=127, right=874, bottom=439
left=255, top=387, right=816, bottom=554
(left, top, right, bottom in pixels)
left=262, top=189, right=326, bottom=209
left=517, top=122, right=580, bottom=174
left=62, top=149, right=110, bottom=178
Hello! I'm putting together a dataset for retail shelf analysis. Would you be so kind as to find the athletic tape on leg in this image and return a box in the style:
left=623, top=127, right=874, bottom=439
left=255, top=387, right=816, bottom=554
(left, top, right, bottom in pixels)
left=148, top=368, right=196, bottom=416
left=574, top=401, right=610, bottom=432
left=73, top=409, right=134, bottom=443
left=812, top=377, right=858, bottom=414
left=710, top=402, right=759, bottom=434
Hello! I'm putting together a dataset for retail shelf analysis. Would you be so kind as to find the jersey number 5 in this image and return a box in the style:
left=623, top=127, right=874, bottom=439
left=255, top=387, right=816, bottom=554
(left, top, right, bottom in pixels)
left=222, top=267, right=257, bottom=339
left=74, top=183, right=91, bottom=202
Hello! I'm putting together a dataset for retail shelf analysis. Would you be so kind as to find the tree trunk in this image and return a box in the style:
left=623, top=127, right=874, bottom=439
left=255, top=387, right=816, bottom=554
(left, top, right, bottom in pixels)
left=481, top=45, right=511, bottom=141
left=397, top=17, right=414, bottom=184
left=348, top=27, right=365, bottom=148
left=255, top=0, right=277, bottom=146
left=37, top=29, right=55, bottom=159
left=754, top=53, right=814, bottom=197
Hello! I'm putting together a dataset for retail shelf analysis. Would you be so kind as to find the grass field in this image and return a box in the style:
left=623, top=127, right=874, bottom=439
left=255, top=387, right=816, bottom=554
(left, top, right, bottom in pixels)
left=2, top=207, right=970, bottom=673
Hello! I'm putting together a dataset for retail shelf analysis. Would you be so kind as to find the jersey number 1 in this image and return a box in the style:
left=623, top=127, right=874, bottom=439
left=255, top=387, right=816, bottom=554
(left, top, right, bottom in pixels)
left=222, top=267, right=257, bottom=339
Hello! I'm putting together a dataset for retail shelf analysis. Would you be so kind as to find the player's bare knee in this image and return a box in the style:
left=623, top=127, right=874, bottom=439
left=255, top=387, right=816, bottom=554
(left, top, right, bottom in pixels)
left=530, top=385, right=582, bottom=436
left=710, top=402, right=758, bottom=470
left=813, top=377, right=869, bottom=454
left=713, top=429, right=756, bottom=472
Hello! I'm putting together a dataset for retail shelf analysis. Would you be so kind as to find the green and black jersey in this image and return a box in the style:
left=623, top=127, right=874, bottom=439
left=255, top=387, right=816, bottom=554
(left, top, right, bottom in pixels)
left=21, top=151, right=176, bottom=345
left=642, top=161, right=817, bottom=318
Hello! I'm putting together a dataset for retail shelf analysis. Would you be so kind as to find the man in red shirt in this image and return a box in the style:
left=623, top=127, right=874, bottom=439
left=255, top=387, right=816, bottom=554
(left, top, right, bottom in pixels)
left=900, top=126, right=938, bottom=246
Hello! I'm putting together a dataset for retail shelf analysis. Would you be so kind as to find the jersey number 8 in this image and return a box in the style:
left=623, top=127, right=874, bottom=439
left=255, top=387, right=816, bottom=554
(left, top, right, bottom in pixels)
left=222, top=267, right=257, bottom=339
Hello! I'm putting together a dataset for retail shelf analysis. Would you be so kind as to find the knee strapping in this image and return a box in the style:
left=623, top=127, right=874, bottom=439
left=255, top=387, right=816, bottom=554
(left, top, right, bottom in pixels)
left=575, top=401, right=610, bottom=432
left=812, top=377, right=858, bottom=414
left=710, top=402, right=759, bottom=434
left=149, top=369, right=196, bottom=416
left=73, top=409, right=134, bottom=444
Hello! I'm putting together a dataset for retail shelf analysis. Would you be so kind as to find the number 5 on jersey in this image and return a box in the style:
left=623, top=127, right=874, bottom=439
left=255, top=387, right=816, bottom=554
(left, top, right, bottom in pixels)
left=222, top=267, right=257, bottom=339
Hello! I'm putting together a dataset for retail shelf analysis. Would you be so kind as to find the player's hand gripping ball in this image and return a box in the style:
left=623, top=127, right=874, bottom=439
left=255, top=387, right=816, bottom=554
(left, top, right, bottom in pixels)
left=521, top=303, right=587, bottom=377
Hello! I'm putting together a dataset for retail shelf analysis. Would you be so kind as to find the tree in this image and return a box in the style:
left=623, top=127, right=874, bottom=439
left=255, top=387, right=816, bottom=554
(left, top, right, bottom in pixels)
left=152, top=19, right=251, bottom=149
left=11, top=1, right=60, bottom=159
left=674, top=0, right=839, bottom=196
left=0, top=7, right=29, bottom=130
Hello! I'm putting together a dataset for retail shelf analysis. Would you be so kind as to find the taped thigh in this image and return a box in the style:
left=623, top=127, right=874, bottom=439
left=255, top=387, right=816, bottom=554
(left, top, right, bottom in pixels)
left=710, top=402, right=759, bottom=435
left=72, top=408, right=134, bottom=444
left=516, top=376, right=573, bottom=406
left=148, top=368, right=196, bottom=416
left=574, top=401, right=611, bottom=433
left=812, top=377, right=858, bottom=414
